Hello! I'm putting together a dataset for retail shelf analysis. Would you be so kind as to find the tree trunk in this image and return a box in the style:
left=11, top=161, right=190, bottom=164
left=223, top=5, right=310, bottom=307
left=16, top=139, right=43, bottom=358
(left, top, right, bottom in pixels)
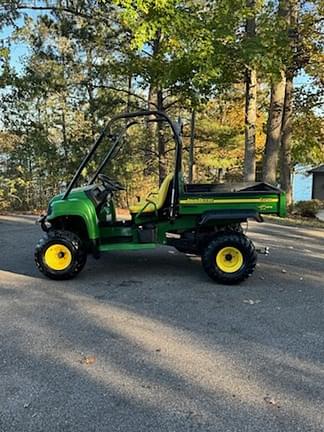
left=157, top=89, right=166, bottom=184
left=147, top=83, right=156, bottom=151
left=188, top=108, right=196, bottom=183
left=262, top=0, right=289, bottom=185
left=280, top=74, right=293, bottom=205
left=146, top=30, right=161, bottom=174
left=141, top=83, right=157, bottom=175
left=85, top=48, right=96, bottom=138
left=244, top=0, right=257, bottom=181
left=262, top=71, right=286, bottom=184
left=86, top=84, right=96, bottom=138
left=244, top=68, right=257, bottom=181
left=126, top=74, right=132, bottom=113
left=61, top=109, right=68, bottom=160
left=279, top=0, right=298, bottom=206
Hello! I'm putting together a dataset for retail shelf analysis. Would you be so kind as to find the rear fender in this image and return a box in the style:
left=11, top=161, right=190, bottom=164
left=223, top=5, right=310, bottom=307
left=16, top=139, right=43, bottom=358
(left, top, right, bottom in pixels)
left=198, top=209, right=263, bottom=226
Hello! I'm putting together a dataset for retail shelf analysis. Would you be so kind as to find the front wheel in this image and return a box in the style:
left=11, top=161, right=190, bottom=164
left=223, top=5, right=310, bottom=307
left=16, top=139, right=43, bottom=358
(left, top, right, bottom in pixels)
left=35, top=230, right=87, bottom=280
left=201, top=232, right=257, bottom=285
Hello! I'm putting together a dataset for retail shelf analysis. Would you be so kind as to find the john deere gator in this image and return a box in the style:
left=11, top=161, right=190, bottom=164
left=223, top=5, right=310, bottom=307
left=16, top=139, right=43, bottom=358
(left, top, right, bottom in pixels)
left=35, top=111, right=286, bottom=284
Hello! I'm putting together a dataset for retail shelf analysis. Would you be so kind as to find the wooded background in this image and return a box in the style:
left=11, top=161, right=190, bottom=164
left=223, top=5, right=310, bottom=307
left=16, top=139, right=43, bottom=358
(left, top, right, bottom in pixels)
left=0, top=0, right=323, bottom=211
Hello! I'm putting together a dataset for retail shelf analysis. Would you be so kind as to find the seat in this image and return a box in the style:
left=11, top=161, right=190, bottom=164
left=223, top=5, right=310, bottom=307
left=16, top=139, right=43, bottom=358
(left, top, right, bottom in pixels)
left=129, top=174, right=173, bottom=214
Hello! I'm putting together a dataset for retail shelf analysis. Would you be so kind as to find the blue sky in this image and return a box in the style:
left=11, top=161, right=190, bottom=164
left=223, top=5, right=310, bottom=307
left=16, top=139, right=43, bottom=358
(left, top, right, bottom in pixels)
left=1, top=10, right=41, bottom=74
left=2, top=27, right=28, bottom=74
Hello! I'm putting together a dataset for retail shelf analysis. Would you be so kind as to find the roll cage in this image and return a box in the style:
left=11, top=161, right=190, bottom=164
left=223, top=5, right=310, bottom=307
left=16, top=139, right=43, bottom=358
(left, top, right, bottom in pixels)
left=62, top=110, right=183, bottom=219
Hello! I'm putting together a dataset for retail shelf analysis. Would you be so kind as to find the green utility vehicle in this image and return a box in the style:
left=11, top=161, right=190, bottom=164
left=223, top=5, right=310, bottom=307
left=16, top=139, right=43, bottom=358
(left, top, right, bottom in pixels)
left=35, top=111, right=286, bottom=284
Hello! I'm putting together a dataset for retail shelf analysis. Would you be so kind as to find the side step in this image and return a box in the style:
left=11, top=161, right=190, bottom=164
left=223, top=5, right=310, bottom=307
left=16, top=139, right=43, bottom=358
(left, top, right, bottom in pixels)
left=99, top=243, right=156, bottom=252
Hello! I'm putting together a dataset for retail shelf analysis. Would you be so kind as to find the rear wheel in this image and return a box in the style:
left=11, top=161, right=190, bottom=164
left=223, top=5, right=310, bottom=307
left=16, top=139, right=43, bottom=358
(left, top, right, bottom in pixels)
left=201, top=232, right=257, bottom=284
left=35, top=230, right=87, bottom=280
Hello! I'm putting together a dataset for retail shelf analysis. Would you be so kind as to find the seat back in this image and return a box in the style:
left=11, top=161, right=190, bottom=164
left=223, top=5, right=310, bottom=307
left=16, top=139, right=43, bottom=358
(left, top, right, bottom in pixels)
left=154, top=174, right=173, bottom=210
left=129, top=174, right=173, bottom=214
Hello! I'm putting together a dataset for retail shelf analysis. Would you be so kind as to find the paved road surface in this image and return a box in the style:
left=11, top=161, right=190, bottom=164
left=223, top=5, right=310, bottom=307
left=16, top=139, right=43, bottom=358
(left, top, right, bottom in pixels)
left=0, top=214, right=323, bottom=432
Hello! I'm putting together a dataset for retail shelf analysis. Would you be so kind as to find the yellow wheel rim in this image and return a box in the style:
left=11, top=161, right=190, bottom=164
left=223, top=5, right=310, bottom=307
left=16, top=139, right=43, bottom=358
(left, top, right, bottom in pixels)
left=44, top=244, right=72, bottom=271
left=216, top=246, right=243, bottom=273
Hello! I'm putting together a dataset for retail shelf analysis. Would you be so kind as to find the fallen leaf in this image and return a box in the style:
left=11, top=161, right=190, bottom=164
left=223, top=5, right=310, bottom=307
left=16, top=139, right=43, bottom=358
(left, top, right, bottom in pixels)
left=281, top=269, right=287, bottom=273
left=141, top=384, right=152, bottom=389
left=80, top=355, right=96, bottom=365
left=243, top=299, right=261, bottom=305
left=264, top=396, right=280, bottom=408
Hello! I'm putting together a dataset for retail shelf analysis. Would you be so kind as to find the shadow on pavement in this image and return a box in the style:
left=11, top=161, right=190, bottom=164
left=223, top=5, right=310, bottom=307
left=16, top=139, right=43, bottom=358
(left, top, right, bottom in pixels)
left=1, top=271, right=323, bottom=432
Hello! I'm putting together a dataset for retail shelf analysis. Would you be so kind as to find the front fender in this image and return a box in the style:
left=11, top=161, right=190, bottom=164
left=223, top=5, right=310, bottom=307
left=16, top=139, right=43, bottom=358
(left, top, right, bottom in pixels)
left=47, top=198, right=99, bottom=240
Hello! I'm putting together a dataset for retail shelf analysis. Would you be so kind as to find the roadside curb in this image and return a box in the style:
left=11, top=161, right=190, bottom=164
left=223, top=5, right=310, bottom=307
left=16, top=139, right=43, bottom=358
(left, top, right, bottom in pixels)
left=263, top=215, right=324, bottom=230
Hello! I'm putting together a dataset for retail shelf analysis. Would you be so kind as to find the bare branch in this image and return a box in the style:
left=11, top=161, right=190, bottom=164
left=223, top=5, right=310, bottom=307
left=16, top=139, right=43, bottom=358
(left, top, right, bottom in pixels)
left=13, top=4, right=93, bottom=20
left=93, top=84, right=158, bottom=108
left=10, top=3, right=114, bottom=24
left=138, top=147, right=159, bottom=156
left=164, top=99, right=181, bottom=110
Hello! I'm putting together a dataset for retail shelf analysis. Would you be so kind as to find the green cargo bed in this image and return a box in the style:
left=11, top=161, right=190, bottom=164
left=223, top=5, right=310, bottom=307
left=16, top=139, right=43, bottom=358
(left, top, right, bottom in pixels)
left=179, top=182, right=286, bottom=217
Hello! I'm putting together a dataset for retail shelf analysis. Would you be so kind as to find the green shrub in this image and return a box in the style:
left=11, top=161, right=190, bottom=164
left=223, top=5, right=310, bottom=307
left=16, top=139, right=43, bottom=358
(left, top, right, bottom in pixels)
left=292, top=200, right=324, bottom=218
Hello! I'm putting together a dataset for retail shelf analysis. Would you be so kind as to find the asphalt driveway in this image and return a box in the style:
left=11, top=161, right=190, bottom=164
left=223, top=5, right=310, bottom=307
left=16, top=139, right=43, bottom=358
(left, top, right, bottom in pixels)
left=0, top=214, right=323, bottom=432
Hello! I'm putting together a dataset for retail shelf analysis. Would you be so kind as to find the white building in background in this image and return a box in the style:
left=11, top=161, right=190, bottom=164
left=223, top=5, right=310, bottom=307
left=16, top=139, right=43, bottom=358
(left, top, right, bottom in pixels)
left=292, top=165, right=313, bottom=202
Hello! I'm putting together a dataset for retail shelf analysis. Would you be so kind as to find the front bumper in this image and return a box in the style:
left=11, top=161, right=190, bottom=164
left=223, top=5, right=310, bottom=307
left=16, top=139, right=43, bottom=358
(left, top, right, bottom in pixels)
left=37, top=214, right=51, bottom=232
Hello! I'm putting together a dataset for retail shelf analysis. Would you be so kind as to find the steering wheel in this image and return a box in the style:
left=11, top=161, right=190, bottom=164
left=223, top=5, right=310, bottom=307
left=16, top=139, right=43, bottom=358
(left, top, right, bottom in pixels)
left=98, top=174, right=125, bottom=191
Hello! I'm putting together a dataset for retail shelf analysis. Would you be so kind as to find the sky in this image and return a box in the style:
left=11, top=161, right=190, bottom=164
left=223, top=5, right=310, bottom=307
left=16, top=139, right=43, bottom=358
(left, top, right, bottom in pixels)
left=1, top=11, right=38, bottom=74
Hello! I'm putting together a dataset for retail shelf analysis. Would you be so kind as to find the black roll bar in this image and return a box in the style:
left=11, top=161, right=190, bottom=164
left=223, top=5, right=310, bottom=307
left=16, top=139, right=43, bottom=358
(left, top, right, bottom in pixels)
left=88, top=120, right=140, bottom=185
left=62, top=110, right=183, bottom=220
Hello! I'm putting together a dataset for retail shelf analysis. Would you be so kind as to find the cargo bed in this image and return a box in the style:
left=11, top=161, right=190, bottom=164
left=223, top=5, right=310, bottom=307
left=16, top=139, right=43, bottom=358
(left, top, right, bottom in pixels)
left=179, top=182, right=286, bottom=217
